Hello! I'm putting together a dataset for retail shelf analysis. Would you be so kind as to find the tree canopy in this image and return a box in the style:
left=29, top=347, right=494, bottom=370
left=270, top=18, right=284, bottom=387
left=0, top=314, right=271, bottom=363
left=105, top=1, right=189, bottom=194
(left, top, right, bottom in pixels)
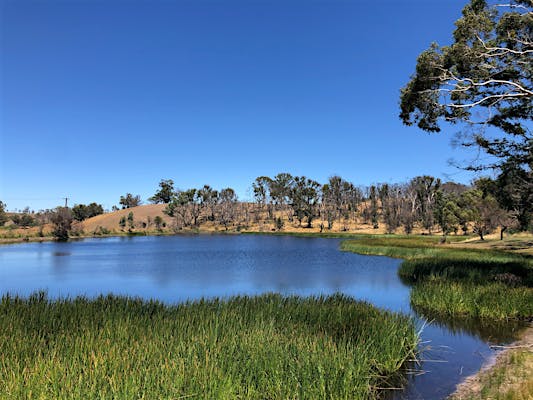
left=400, top=0, right=532, bottom=172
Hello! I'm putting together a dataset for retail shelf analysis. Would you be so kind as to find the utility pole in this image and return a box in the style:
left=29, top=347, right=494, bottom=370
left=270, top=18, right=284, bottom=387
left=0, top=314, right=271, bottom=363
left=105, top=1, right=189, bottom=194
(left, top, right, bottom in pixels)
left=63, top=197, right=69, bottom=208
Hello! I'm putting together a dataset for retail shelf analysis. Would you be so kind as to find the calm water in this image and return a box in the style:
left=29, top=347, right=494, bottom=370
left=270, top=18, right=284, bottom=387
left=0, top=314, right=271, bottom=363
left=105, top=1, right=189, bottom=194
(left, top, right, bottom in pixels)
left=0, top=235, right=524, bottom=399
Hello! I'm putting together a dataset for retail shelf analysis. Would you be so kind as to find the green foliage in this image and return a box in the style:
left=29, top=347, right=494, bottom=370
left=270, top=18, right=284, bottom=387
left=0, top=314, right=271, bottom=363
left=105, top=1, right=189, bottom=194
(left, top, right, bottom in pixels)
left=400, top=1, right=532, bottom=166
left=154, top=215, right=164, bottom=230
left=149, top=179, right=175, bottom=204
left=118, top=216, right=126, bottom=229
left=289, top=176, right=320, bottom=228
left=0, top=293, right=418, bottom=399
left=93, top=226, right=110, bottom=236
left=127, top=211, right=134, bottom=229
left=72, top=203, right=104, bottom=221
left=400, top=0, right=532, bottom=185
left=119, top=193, right=141, bottom=209
left=10, top=212, right=35, bottom=228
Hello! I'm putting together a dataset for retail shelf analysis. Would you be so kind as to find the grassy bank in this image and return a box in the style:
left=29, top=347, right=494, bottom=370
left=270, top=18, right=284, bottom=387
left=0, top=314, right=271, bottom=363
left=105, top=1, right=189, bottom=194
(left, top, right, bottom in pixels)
left=341, top=235, right=533, bottom=399
left=0, top=292, right=417, bottom=399
left=341, top=236, right=533, bottom=321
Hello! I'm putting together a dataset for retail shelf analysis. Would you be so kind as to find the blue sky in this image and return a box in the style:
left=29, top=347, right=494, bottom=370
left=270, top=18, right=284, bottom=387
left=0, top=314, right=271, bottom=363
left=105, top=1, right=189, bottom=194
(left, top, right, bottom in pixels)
left=1, top=0, right=479, bottom=211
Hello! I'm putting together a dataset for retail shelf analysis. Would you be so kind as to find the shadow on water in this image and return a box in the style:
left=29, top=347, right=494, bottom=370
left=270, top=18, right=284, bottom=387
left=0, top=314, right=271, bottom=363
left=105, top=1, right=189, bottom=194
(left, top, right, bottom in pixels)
left=412, top=307, right=528, bottom=345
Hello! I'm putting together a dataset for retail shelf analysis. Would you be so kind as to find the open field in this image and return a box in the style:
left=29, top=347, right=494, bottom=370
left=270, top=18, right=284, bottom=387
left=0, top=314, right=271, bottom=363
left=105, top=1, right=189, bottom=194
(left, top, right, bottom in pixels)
left=0, top=293, right=417, bottom=399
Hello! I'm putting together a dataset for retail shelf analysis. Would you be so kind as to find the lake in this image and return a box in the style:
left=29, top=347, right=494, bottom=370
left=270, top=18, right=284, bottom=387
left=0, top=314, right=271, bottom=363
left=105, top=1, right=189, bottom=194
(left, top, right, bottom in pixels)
left=0, top=235, right=524, bottom=399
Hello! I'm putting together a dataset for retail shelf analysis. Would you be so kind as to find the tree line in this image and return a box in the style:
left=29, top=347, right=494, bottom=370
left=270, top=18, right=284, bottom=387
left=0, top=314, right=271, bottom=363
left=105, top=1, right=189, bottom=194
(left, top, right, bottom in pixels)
left=113, top=171, right=530, bottom=239
left=1, top=168, right=530, bottom=241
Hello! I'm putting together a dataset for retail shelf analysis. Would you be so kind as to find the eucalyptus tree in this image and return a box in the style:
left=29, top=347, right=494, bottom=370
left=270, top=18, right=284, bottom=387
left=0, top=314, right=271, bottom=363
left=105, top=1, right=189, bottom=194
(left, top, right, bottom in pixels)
left=381, top=184, right=404, bottom=234
left=217, top=188, right=238, bottom=230
left=400, top=0, right=532, bottom=174
left=269, top=173, right=294, bottom=221
left=72, top=203, right=104, bottom=221
left=460, top=188, right=504, bottom=240
left=252, top=176, right=274, bottom=220
left=321, top=176, right=361, bottom=230
left=119, top=193, right=141, bottom=209
left=165, top=189, right=201, bottom=228
left=401, top=0, right=532, bottom=233
left=411, top=176, right=441, bottom=234
left=197, top=185, right=218, bottom=221
left=289, top=176, right=320, bottom=228
left=149, top=179, right=175, bottom=204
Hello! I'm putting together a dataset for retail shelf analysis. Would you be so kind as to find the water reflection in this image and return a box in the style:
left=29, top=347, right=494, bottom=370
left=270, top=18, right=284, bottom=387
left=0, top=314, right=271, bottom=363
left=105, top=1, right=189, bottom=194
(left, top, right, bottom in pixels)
left=412, top=308, right=527, bottom=344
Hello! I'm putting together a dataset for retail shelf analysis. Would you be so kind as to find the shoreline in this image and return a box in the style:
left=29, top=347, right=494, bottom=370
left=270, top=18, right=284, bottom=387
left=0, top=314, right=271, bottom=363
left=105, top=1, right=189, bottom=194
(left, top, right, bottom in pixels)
left=449, top=324, right=533, bottom=399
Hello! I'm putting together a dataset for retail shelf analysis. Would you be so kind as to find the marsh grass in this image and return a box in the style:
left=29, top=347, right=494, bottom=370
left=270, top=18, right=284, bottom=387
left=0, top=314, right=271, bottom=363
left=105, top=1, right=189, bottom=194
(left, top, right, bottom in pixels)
left=341, top=236, right=533, bottom=321
left=0, top=292, right=417, bottom=399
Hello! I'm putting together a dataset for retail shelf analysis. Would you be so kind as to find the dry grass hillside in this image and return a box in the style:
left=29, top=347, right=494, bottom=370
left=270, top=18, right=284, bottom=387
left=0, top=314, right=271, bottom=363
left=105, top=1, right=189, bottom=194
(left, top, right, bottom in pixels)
left=82, top=204, right=173, bottom=233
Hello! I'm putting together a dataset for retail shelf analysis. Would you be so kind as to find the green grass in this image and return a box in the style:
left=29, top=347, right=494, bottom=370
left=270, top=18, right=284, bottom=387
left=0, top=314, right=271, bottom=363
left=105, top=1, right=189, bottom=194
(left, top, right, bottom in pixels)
left=410, top=281, right=533, bottom=320
left=341, top=236, right=533, bottom=321
left=0, top=292, right=418, bottom=399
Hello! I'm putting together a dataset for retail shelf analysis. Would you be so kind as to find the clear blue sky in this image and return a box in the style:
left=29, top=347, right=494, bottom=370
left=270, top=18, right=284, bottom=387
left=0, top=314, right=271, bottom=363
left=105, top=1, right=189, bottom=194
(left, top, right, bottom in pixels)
left=1, top=0, right=478, bottom=211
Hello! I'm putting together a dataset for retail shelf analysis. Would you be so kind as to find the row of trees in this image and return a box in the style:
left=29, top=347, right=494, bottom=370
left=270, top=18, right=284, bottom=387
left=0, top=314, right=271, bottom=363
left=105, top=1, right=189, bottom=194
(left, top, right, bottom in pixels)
left=138, top=169, right=530, bottom=238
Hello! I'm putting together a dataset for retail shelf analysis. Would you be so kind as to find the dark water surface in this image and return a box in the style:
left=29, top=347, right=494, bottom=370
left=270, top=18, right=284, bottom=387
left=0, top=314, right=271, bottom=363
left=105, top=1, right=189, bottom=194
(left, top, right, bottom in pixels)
left=0, top=235, right=524, bottom=399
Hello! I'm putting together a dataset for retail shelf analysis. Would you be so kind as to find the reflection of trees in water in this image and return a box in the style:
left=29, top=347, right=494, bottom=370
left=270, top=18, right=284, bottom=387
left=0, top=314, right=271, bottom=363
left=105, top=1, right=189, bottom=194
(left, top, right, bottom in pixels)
left=412, top=306, right=527, bottom=345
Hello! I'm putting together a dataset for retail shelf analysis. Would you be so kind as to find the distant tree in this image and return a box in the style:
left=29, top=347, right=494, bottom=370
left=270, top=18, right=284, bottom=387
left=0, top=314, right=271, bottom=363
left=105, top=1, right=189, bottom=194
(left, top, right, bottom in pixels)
left=127, top=212, right=134, bottom=229
left=217, top=188, right=238, bottom=230
left=72, top=203, right=104, bottom=221
left=461, top=187, right=505, bottom=240
left=369, top=185, right=379, bottom=229
left=270, top=173, right=294, bottom=222
left=71, top=204, right=87, bottom=222
left=119, top=193, right=141, bottom=209
left=87, top=203, right=104, bottom=218
left=253, top=176, right=274, bottom=219
left=50, top=207, right=73, bottom=241
left=154, top=215, right=164, bottom=230
left=11, top=209, right=35, bottom=228
left=494, top=162, right=532, bottom=231
left=434, top=191, right=461, bottom=236
left=119, top=216, right=127, bottom=229
left=275, top=216, right=284, bottom=231
left=411, top=176, right=441, bottom=234
left=289, top=176, right=320, bottom=228
left=165, top=189, right=200, bottom=228
left=149, top=179, right=175, bottom=204
left=198, top=185, right=219, bottom=222
left=0, top=201, right=7, bottom=226
left=382, top=184, right=403, bottom=234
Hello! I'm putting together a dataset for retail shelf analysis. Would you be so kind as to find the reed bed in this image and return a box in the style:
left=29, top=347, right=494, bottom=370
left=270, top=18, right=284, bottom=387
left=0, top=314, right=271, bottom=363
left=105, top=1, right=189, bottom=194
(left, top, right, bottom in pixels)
left=0, top=292, right=417, bottom=399
left=341, top=236, right=533, bottom=321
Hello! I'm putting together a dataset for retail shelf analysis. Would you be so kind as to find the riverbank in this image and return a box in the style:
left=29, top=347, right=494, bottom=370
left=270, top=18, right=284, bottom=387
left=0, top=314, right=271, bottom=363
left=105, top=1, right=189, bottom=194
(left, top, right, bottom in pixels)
left=341, top=235, right=533, bottom=399
left=450, top=324, right=533, bottom=400
left=0, top=292, right=417, bottom=399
